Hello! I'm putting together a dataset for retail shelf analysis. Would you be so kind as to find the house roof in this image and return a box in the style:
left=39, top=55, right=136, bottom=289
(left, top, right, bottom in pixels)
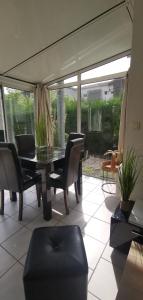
left=0, top=0, right=133, bottom=85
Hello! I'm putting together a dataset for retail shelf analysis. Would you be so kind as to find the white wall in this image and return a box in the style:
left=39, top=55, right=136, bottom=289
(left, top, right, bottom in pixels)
left=125, top=1, right=143, bottom=200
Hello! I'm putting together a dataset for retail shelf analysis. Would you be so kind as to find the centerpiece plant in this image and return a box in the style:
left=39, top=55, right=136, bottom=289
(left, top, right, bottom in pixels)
left=35, top=115, right=47, bottom=147
left=118, top=148, right=141, bottom=211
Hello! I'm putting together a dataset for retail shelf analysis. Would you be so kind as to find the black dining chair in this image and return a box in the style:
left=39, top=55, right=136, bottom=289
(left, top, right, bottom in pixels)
left=48, top=138, right=84, bottom=214
left=15, top=134, right=36, bottom=171
left=15, top=134, right=35, bottom=156
left=54, top=132, right=85, bottom=172
left=0, top=143, right=41, bottom=221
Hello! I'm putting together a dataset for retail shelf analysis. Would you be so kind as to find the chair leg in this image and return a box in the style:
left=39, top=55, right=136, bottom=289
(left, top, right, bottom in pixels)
left=74, top=182, right=79, bottom=203
left=10, top=191, right=17, bottom=201
left=0, top=190, right=4, bottom=215
left=64, top=190, right=69, bottom=215
left=54, top=187, right=56, bottom=195
left=36, top=183, right=41, bottom=207
left=19, top=192, right=23, bottom=221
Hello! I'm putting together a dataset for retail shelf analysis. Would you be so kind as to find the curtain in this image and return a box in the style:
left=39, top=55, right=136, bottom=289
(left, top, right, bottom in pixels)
left=118, top=73, right=129, bottom=154
left=35, top=84, right=53, bottom=147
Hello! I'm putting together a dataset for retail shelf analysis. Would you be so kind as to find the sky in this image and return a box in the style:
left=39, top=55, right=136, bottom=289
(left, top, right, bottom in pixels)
left=64, top=56, right=131, bottom=84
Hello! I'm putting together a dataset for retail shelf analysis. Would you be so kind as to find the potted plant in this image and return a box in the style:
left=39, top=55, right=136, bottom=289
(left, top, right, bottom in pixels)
left=118, top=148, right=141, bottom=212
left=35, top=115, right=47, bottom=148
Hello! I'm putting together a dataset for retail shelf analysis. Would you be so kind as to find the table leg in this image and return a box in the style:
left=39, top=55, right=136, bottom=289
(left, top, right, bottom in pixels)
left=41, top=168, right=52, bottom=221
left=77, top=160, right=82, bottom=195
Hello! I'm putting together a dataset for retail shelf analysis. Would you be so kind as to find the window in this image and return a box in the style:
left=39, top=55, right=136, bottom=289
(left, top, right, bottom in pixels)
left=81, top=78, right=125, bottom=155
left=81, top=56, right=130, bottom=80
left=4, top=88, right=35, bottom=142
left=50, top=86, right=77, bottom=147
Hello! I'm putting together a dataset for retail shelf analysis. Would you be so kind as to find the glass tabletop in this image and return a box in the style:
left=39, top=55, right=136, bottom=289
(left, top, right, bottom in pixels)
left=19, top=146, right=65, bottom=165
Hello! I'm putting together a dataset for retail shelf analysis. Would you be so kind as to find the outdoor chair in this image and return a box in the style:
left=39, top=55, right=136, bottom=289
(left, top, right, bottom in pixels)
left=0, top=143, right=41, bottom=221
left=48, top=138, right=84, bottom=214
left=101, top=149, right=122, bottom=194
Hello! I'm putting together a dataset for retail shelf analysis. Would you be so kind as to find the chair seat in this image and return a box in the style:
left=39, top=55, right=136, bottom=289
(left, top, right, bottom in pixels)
left=48, top=172, right=64, bottom=189
left=102, top=164, right=118, bottom=173
left=23, top=170, right=41, bottom=191
left=23, top=226, right=88, bottom=300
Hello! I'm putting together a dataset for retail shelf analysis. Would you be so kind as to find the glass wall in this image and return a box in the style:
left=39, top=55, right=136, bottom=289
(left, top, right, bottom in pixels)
left=4, top=88, right=35, bottom=142
left=0, top=87, right=5, bottom=141
left=50, top=86, right=77, bottom=147
left=81, top=78, right=124, bottom=155
left=81, top=78, right=125, bottom=177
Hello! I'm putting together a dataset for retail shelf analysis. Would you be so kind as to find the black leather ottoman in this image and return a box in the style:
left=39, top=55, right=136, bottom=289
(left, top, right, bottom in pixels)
left=23, top=225, right=88, bottom=300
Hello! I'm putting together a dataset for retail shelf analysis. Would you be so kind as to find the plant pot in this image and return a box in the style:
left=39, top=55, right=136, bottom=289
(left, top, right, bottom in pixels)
left=120, top=200, right=131, bottom=212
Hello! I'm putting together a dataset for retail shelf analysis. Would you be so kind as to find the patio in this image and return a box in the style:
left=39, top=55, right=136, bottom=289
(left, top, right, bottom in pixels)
left=0, top=175, right=126, bottom=300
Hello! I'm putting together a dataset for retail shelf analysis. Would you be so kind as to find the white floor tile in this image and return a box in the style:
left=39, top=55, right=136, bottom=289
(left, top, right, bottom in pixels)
left=83, top=217, right=110, bottom=244
left=0, top=263, right=25, bottom=300
left=62, top=210, right=90, bottom=229
left=74, top=201, right=99, bottom=216
left=83, top=182, right=96, bottom=192
left=12, top=205, right=41, bottom=225
left=2, top=228, right=32, bottom=260
left=0, top=218, right=22, bottom=244
left=88, top=292, right=99, bottom=300
left=26, top=214, right=58, bottom=231
left=0, top=246, right=16, bottom=277
left=102, top=242, right=127, bottom=271
left=0, top=214, right=10, bottom=223
left=4, top=201, right=19, bottom=217
left=88, top=268, right=93, bottom=282
left=94, top=202, right=114, bottom=223
left=19, top=254, right=27, bottom=266
left=88, top=258, right=122, bottom=300
left=84, top=190, right=105, bottom=205
left=83, top=234, right=105, bottom=269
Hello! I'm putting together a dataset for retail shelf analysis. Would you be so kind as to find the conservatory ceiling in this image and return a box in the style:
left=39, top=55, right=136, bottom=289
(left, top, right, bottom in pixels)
left=0, top=0, right=133, bottom=84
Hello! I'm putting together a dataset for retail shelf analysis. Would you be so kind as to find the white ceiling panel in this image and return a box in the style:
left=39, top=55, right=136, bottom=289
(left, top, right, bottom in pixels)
left=6, top=6, right=132, bottom=83
left=0, top=0, right=122, bottom=74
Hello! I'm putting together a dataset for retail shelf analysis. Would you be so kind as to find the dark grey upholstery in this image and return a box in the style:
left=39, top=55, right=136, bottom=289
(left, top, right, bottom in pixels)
left=15, top=134, right=35, bottom=156
left=54, top=132, right=85, bottom=171
left=15, top=134, right=36, bottom=170
left=0, top=130, right=5, bottom=142
left=23, top=225, right=88, bottom=300
left=0, top=143, right=41, bottom=220
left=48, top=138, right=84, bottom=214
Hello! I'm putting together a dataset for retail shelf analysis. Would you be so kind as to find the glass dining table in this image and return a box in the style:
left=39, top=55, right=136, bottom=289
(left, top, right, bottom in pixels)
left=19, top=146, right=82, bottom=221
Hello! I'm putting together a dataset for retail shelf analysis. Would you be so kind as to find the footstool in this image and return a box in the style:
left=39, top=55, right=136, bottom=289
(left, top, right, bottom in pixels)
left=23, top=225, right=88, bottom=300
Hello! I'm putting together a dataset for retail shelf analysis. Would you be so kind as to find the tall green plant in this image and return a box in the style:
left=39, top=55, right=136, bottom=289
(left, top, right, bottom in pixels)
left=36, top=116, right=47, bottom=146
left=118, top=149, right=141, bottom=202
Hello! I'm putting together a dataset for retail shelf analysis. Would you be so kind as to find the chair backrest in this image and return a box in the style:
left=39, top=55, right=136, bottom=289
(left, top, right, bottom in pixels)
left=0, top=143, right=23, bottom=192
left=68, top=132, right=85, bottom=159
left=0, top=130, right=5, bottom=142
left=15, top=134, right=35, bottom=156
left=64, top=138, right=84, bottom=187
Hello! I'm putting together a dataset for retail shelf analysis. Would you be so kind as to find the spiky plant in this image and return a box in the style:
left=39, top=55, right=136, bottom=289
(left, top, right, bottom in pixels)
left=36, top=115, right=47, bottom=147
left=118, top=149, right=141, bottom=202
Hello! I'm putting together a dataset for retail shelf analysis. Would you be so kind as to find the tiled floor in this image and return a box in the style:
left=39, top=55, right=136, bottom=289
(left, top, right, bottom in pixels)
left=0, top=176, right=126, bottom=300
